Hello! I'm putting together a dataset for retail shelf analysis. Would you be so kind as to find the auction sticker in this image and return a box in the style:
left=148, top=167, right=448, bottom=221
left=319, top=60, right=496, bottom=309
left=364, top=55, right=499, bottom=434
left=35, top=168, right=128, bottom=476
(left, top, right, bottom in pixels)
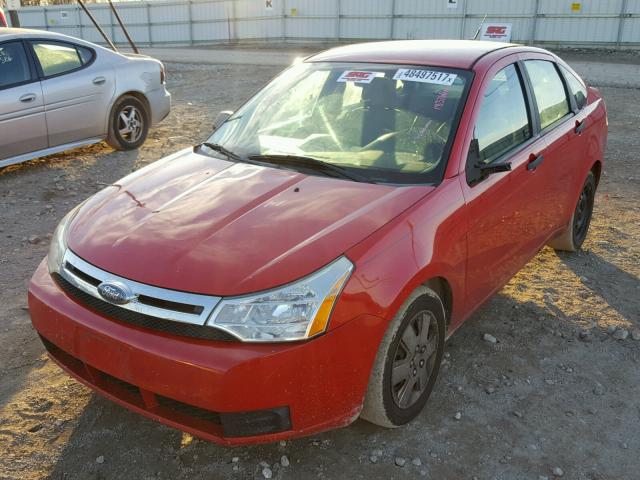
left=393, top=69, right=457, bottom=86
left=337, top=70, right=382, bottom=84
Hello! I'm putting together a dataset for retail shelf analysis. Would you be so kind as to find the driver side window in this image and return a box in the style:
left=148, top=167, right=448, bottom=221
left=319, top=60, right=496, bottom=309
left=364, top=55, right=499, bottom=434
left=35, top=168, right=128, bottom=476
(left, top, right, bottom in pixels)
left=475, top=64, right=531, bottom=164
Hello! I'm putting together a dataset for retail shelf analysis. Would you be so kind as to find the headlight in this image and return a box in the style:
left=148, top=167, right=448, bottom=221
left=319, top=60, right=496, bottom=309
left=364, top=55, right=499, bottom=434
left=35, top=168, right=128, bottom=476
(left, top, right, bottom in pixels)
left=47, top=204, right=83, bottom=274
left=208, top=257, right=353, bottom=342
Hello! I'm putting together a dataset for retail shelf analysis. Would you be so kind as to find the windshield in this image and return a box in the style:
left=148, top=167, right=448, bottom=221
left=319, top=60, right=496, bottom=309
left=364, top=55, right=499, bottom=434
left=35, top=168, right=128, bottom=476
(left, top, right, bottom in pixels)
left=206, top=62, right=471, bottom=184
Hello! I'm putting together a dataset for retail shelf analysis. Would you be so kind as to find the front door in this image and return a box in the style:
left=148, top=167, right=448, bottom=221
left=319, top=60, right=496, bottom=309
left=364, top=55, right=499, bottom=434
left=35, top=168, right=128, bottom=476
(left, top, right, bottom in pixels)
left=0, top=40, right=47, bottom=162
left=461, top=60, right=549, bottom=312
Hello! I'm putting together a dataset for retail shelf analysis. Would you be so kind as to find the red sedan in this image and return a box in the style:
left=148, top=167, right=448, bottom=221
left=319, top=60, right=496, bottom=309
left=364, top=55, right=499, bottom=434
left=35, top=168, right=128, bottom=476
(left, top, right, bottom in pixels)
left=29, top=40, right=607, bottom=445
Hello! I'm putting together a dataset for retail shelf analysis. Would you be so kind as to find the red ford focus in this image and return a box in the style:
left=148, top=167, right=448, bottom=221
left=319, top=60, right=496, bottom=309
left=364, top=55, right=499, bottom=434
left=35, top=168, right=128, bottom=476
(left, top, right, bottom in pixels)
left=29, top=40, right=607, bottom=445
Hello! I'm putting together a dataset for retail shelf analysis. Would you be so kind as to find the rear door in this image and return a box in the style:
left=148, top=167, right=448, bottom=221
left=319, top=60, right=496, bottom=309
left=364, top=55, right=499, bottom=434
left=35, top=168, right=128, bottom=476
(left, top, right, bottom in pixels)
left=28, top=40, right=115, bottom=147
left=520, top=56, right=581, bottom=233
left=460, top=58, right=550, bottom=312
left=0, top=40, right=47, bottom=162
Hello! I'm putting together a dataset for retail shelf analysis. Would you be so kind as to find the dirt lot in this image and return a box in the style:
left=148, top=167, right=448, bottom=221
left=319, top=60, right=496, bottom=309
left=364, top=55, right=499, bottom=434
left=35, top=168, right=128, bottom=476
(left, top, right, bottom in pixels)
left=1, top=57, right=639, bottom=480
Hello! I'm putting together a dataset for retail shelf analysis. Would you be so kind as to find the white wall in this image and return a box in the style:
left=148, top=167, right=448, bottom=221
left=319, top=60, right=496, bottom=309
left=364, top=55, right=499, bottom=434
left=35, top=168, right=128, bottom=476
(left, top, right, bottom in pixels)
left=12, top=0, right=640, bottom=48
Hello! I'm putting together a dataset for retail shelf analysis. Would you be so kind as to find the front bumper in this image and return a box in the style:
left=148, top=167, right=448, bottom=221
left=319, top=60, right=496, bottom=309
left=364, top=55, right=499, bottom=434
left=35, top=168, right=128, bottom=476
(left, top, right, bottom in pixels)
left=28, top=260, right=385, bottom=445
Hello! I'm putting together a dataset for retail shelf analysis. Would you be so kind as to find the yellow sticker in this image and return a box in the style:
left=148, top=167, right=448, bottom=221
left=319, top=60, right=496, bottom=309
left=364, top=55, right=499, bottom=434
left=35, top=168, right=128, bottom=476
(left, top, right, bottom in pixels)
left=571, top=2, right=582, bottom=11
left=290, top=8, right=298, bottom=16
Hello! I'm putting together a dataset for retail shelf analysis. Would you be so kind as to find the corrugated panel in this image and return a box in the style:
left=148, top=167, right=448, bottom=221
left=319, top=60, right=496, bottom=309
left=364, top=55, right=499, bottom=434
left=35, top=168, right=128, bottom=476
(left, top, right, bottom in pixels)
left=466, top=0, right=534, bottom=15
left=150, top=24, right=190, bottom=43
left=340, top=0, right=392, bottom=16
left=12, top=0, right=637, bottom=47
left=394, top=18, right=461, bottom=40
left=235, top=18, right=282, bottom=39
left=621, top=19, right=640, bottom=42
left=340, top=18, right=389, bottom=39
left=114, top=5, right=149, bottom=25
left=17, top=10, right=46, bottom=28
left=536, top=17, right=620, bottom=43
left=539, top=0, right=624, bottom=15
left=193, top=22, right=230, bottom=42
left=286, top=18, right=336, bottom=38
left=289, top=0, right=338, bottom=16
left=191, top=2, right=232, bottom=22
left=81, top=6, right=112, bottom=27
left=150, top=3, right=190, bottom=24
left=113, top=25, right=150, bottom=45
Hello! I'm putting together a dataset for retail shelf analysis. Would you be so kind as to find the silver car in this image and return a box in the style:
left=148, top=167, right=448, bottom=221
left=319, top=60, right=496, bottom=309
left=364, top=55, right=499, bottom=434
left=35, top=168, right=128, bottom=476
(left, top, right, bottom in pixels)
left=0, top=28, right=171, bottom=168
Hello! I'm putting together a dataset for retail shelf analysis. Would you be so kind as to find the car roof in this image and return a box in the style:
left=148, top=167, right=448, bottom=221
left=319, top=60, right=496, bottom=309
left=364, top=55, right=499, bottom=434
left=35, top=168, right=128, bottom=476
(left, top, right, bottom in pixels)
left=0, top=27, right=91, bottom=44
left=307, top=39, right=521, bottom=70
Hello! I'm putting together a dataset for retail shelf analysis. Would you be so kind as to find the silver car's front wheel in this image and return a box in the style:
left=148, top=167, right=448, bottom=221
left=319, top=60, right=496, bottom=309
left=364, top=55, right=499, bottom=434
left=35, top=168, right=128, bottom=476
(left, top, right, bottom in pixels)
left=107, top=95, right=150, bottom=151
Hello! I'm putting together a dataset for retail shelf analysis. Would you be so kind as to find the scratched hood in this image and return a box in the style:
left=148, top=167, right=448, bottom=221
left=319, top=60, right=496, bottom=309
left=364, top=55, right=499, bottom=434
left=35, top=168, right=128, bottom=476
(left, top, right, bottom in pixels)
left=67, top=148, right=431, bottom=296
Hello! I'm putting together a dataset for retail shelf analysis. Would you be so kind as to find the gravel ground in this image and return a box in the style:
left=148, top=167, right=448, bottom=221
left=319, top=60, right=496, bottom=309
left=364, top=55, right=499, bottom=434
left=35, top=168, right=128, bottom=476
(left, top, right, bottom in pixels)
left=0, top=58, right=639, bottom=480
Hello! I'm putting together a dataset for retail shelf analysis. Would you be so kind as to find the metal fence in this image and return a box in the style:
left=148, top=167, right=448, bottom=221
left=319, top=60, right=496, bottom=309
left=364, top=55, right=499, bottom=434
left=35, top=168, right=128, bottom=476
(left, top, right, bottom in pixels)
left=12, top=0, right=640, bottom=48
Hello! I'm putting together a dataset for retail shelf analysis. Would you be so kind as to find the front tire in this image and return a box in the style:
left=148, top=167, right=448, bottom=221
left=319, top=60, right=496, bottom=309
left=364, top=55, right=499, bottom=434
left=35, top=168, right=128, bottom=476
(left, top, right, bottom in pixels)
left=548, top=171, right=596, bottom=252
left=106, top=95, right=150, bottom=151
left=360, top=286, right=446, bottom=428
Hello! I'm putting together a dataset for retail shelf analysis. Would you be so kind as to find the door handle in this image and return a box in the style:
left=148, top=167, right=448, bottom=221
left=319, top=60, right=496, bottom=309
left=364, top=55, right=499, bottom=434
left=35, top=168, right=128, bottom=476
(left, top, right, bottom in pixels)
left=93, top=76, right=106, bottom=85
left=527, top=153, right=544, bottom=171
left=575, top=119, right=586, bottom=134
left=19, top=93, right=36, bottom=103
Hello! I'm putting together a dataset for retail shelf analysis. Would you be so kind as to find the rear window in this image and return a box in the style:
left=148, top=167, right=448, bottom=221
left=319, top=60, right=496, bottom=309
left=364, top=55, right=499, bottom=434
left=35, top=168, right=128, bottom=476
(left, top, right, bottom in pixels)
left=560, top=65, right=587, bottom=110
left=32, top=41, right=87, bottom=77
left=0, top=41, right=31, bottom=89
left=524, top=60, right=571, bottom=130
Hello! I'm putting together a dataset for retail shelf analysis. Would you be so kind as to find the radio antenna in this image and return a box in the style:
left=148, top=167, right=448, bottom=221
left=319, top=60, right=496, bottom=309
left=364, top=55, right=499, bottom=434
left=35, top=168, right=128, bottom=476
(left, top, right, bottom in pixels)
left=472, top=13, right=488, bottom=40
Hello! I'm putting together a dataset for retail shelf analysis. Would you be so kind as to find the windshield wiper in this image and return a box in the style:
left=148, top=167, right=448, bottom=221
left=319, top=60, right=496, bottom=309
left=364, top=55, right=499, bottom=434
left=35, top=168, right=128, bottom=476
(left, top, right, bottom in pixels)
left=195, top=142, right=244, bottom=162
left=247, top=154, right=371, bottom=183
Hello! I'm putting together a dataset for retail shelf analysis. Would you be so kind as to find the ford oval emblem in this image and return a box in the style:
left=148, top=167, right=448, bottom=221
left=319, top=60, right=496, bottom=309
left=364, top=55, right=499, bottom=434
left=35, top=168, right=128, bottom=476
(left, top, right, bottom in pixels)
left=97, top=281, right=136, bottom=305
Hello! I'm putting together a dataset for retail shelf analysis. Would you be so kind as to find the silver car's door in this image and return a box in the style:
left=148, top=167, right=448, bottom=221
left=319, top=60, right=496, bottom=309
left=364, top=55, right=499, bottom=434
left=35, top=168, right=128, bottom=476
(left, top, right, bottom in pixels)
left=29, top=40, right=115, bottom=147
left=0, top=40, right=47, bottom=161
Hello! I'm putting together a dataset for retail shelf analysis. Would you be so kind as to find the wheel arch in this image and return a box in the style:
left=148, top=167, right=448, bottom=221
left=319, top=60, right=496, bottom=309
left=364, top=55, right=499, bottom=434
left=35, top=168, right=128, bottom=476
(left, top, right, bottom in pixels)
left=591, top=159, right=602, bottom=188
left=422, top=276, right=453, bottom=328
left=115, top=91, right=151, bottom=117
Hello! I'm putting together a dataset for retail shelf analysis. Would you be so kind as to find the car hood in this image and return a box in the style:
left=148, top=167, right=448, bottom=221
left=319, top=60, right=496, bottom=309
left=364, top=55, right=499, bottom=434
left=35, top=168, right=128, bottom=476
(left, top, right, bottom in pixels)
left=67, top=149, right=433, bottom=296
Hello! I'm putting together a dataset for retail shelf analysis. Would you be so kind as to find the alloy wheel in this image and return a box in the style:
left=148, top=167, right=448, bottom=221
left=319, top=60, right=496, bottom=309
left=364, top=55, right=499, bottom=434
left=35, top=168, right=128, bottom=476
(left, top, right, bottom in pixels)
left=391, top=310, right=439, bottom=409
left=117, top=105, right=144, bottom=143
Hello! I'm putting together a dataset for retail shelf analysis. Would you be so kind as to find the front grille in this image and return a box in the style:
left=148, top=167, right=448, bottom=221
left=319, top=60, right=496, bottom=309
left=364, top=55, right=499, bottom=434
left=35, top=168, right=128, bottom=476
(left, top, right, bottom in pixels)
left=53, top=272, right=237, bottom=341
left=52, top=249, right=239, bottom=342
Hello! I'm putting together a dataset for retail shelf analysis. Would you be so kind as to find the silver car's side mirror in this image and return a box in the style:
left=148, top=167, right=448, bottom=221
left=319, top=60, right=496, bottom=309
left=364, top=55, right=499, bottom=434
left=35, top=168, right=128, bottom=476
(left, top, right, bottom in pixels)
left=213, top=110, right=233, bottom=131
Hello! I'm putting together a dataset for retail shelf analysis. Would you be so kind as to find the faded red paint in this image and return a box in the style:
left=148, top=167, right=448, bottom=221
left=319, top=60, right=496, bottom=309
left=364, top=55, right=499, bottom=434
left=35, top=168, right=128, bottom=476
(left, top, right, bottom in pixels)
left=29, top=40, right=608, bottom=445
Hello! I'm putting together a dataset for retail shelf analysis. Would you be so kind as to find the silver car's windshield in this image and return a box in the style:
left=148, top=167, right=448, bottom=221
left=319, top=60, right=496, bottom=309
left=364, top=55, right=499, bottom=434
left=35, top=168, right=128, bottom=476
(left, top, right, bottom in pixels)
left=206, top=62, right=471, bottom=184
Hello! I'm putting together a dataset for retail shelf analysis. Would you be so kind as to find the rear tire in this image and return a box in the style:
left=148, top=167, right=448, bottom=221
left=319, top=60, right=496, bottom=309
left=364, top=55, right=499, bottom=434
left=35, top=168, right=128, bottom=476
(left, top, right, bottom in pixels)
left=360, top=286, right=445, bottom=428
left=548, top=171, right=596, bottom=252
left=106, top=95, right=149, bottom=151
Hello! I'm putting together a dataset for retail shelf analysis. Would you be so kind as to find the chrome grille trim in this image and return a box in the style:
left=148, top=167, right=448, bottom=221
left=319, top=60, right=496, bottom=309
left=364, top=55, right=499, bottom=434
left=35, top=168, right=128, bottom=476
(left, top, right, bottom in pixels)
left=59, top=250, right=221, bottom=326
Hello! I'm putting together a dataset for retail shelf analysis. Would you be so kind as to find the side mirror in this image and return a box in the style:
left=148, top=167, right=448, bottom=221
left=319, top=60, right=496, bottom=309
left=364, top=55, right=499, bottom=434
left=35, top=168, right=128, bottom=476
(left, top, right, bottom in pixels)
left=465, top=138, right=483, bottom=185
left=465, top=138, right=511, bottom=185
left=213, top=110, right=233, bottom=131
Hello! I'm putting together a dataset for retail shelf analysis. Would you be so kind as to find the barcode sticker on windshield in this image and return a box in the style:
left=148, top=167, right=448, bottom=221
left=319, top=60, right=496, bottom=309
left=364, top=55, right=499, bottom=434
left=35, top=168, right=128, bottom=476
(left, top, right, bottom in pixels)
left=337, top=70, right=382, bottom=84
left=393, top=69, right=457, bottom=86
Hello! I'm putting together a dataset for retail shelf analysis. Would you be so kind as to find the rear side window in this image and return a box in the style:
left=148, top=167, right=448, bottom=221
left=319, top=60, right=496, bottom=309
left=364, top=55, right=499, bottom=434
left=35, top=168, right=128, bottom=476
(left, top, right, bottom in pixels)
left=0, top=41, right=31, bottom=89
left=32, top=41, right=86, bottom=77
left=524, top=60, right=570, bottom=130
left=77, top=46, right=94, bottom=65
left=560, top=65, right=587, bottom=110
left=475, top=64, right=531, bottom=163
